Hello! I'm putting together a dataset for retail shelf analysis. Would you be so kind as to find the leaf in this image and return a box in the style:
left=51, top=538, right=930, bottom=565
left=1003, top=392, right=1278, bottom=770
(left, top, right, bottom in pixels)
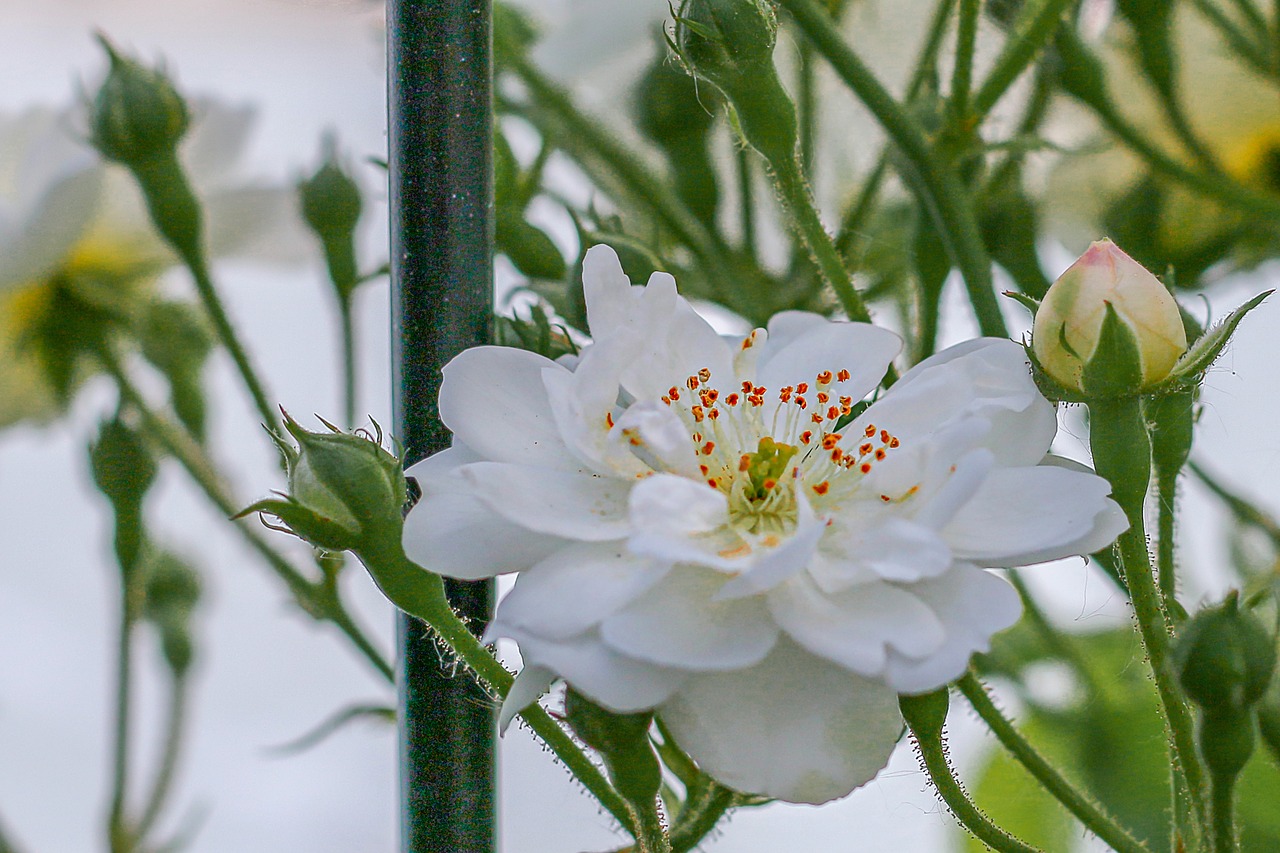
left=265, top=704, right=395, bottom=756
left=1168, top=290, right=1271, bottom=383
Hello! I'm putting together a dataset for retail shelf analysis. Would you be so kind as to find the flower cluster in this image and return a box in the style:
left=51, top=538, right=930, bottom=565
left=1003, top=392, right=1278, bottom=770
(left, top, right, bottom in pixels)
left=403, top=245, right=1126, bottom=803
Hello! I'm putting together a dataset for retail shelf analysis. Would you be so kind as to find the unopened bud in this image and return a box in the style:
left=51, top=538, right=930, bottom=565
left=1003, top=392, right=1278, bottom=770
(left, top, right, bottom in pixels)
left=1032, top=239, right=1187, bottom=395
left=1173, top=592, right=1275, bottom=715
left=88, top=34, right=189, bottom=166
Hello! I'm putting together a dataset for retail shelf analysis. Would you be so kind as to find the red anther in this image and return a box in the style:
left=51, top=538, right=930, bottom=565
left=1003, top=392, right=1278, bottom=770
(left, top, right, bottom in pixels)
left=739, top=455, right=752, bottom=471
left=859, top=443, right=873, bottom=456
left=699, top=464, right=710, bottom=475
left=752, top=386, right=766, bottom=396
left=800, top=431, right=813, bottom=444
left=865, top=424, right=877, bottom=438
left=889, top=437, right=900, bottom=448
left=840, top=406, right=853, bottom=417
left=812, top=481, right=830, bottom=495
left=693, top=432, right=703, bottom=442
left=830, top=448, right=844, bottom=463
left=702, top=441, right=716, bottom=455
left=796, top=396, right=808, bottom=409
left=725, top=393, right=740, bottom=406
left=821, top=434, right=840, bottom=450
left=661, top=396, right=670, bottom=405
left=763, top=478, right=777, bottom=490
left=827, top=407, right=839, bottom=421
left=875, top=448, right=886, bottom=460
left=708, top=478, right=719, bottom=488
left=880, top=494, right=891, bottom=502
left=860, top=462, right=872, bottom=474
left=698, top=368, right=712, bottom=382
left=669, top=387, right=681, bottom=401
left=708, top=409, right=720, bottom=420
left=880, top=429, right=890, bottom=443
left=811, top=413, right=824, bottom=423
left=687, top=376, right=700, bottom=391
left=837, top=369, right=851, bottom=382
left=629, top=436, right=643, bottom=446
left=741, top=335, right=754, bottom=350
left=796, top=383, right=809, bottom=394
left=748, top=395, right=764, bottom=407
left=605, top=412, right=614, bottom=428
left=742, top=380, right=754, bottom=394
left=692, top=405, right=706, bottom=422
left=839, top=396, right=852, bottom=407
left=816, top=370, right=833, bottom=385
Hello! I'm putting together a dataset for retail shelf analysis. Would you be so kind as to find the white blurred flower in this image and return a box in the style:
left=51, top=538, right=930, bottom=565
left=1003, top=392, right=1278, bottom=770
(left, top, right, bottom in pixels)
left=403, top=244, right=1127, bottom=804
left=0, top=99, right=298, bottom=427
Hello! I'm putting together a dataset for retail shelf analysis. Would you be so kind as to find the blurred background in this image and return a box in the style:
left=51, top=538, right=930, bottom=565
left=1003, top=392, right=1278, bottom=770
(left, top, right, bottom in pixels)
left=1, top=1, right=1278, bottom=851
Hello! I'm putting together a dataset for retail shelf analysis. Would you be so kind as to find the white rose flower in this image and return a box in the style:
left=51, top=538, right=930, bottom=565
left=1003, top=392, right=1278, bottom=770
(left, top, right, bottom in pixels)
left=403, top=244, right=1127, bottom=804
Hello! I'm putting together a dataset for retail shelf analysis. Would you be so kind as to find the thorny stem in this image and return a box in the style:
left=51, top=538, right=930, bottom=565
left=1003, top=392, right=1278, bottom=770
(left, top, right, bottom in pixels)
left=779, top=0, right=1009, bottom=339
left=956, top=673, right=1152, bottom=853
left=355, top=545, right=636, bottom=836
left=669, top=783, right=738, bottom=853
left=97, top=347, right=394, bottom=683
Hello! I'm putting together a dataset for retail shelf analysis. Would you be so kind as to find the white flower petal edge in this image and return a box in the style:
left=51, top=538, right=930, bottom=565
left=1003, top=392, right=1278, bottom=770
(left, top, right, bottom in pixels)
left=401, top=244, right=1126, bottom=804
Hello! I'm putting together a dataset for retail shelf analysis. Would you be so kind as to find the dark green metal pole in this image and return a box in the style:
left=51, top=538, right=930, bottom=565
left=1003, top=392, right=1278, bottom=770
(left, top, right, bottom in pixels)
left=388, top=1, right=496, bottom=851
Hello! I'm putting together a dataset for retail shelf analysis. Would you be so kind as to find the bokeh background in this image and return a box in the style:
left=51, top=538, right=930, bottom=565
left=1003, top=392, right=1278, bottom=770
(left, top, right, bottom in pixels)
left=1, top=1, right=1277, bottom=851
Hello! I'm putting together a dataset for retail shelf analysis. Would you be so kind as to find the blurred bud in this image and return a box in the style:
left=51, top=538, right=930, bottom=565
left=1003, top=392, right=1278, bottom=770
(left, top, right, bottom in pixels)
left=1173, top=592, right=1275, bottom=715
left=88, top=34, right=190, bottom=166
left=299, top=135, right=363, bottom=249
left=565, top=688, right=662, bottom=804
left=239, top=413, right=407, bottom=553
left=899, top=688, right=950, bottom=741
left=91, top=417, right=158, bottom=512
left=495, top=303, right=577, bottom=361
left=1032, top=239, right=1187, bottom=395
left=143, top=551, right=202, bottom=676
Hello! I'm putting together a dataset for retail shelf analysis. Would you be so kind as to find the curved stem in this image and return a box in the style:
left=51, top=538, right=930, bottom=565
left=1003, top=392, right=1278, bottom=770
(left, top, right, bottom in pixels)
left=956, top=673, right=1152, bottom=853
left=339, top=299, right=356, bottom=429
left=98, top=348, right=394, bottom=683
left=134, top=675, right=190, bottom=841
left=949, top=0, right=981, bottom=124
left=356, top=544, right=635, bottom=835
left=630, top=802, right=671, bottom=853
left=972, top=0, right=1076, bottom=118
left=670, top=783, right=737, bottom=853
left=779, top=0, right=1008, bottom=338
left=905, top=711, right=1043, bottom=853
left=107, top=589, right=136, bottom=853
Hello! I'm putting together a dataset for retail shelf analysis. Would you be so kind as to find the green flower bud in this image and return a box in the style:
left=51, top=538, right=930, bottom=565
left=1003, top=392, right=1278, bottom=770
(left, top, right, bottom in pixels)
left=299, top=136, right=363, bottom=247
left=90, top=416, right=158, bottom=511
left=88, top=34, right=190, bottom=166
left=1032, top=239, right=1187, bottom=395
left=1173, top=592, right=1275, bottom=715
left=239, top=413, right=408, bottom=553
left=143, top=551, right=202, bottom=676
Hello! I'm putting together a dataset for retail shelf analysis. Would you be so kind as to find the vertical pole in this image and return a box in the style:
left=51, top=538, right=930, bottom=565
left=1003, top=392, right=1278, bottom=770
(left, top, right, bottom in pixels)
left=387, top=2, right=495, bottom=852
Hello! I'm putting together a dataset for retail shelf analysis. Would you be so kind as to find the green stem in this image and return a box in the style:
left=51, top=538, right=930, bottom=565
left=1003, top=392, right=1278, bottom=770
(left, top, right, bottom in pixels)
left=1189, top=0, right=1276, bottom=79
left=780, top=0, right=1009, bottom=338
left=1157, top=475, right=1180, bottom=613
left=134, top=675, right=189, bottom=842
left=1007, top=573, right=1104, bottom=698
left=1211, top=776, right=1238, bottom=853
left=972, top=0, right=1076, bottom=118
left=355, top=545, right=635, bottom=835
left=107, top=586, right=137, bottom=853
left=98, top=349, right=394, bottom=683
left=736, top=145, right=756, bottom=251
left=904, top=710, right=1042, bottom=852
left=502, top=51, right=738, bottom=292
left=949, top=0, right=981, bottom=124
left=772, top=159, right=873, bottom=323
left=956, top=673, right=1152, bottom=853
left=1189, top=460, right=1280, bottom=548
left=670, top=783, right=737, bottom=853
left=630, top=802, right=672, bottom=853
left=339, top=299, right=356, bottom=429
left=1089, top=396, right=1208, bottom=836
left=131, top=157, right=278, bottom=433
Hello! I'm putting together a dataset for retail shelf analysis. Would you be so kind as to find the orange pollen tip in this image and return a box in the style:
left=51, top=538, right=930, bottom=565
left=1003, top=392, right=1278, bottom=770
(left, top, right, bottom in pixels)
left=698, top=368, right=712, bottom=382
left=726, top=393, right=741, bottom=406
left=830, top=449, right=844, bottom=463
left=630, top=437, right=643, bottom=446
left=839, top=396, right=852, bottom=407
left=811, top=413, right=823, bottom=423
left=700, top=464, right=709, bottom=475
left=881, top=494, right=891, bottom=502
left=796, top=397, right=808, bottom=409
left=889, top=437, right=900, bottom=448
left=708, top=409, right=720, bottom=420
left=796, top=383, right=809, bottom=394
left=859, top=443, right=873, bottom=456
left=739, top=455, right=752, bottom=472
left=605, top=412, right=614, bottom=428
left=817, top=392, right=830, bottom=404
left=708, top=478, right=719, bottom=488
left=837, top=369, right=851, bottom=382
left=880, top=429, right=890, bottom=443
left=692, top=406, right=705, bottom=422
left=752, top=386, right=766, bottom=396
left=693, top=432, right=703, bottom=442
left=817, top=371, right=833, bottom=385
left=702, top=442, right=716, bottom=455
left=742, top=381, right=754, bottom=393
left=865, top=424, right=877, bottom=438
left=669, top=387, right=681, bottom=400
left=875, top=448, right=886, bottom=460
left=821, top=434, right=840, bottom=450
left=741, top=335, right=754, bottom=350
left=800, top=431, right=813, bottom=444
left=812, top=481, right=830, bottom=495
left=860, top=462, right=872, bottom=474
left=748, top=395, right=764, bottom=407
left=687, top=376, right=700, bottom=391
left=763, top=478, right=777, bottom=490
left=827, top=407, right=840, bottom=420
left=661, top=396, right=671, bottom=405
left=840, top=406, right=852, bottom=417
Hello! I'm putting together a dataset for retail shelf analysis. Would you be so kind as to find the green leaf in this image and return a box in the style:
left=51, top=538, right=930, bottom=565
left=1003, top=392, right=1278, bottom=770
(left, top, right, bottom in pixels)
left=1168, top=290, right=1271, bottom=383
left=1081, top=303, right=1143, bottom=397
